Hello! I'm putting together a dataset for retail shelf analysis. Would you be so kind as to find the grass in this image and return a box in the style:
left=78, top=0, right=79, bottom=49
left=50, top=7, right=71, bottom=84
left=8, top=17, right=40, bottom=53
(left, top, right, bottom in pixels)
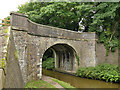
left=25, top=80, right=58, bottom=89
left=52, top=78, right=76, bottom=90
left=25, top=78, right=76, bottom=90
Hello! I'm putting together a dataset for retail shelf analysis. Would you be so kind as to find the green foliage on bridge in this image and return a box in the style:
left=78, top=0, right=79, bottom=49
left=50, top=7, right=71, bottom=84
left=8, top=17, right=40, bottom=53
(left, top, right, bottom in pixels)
left=76, top=64, right=120, bottom=83
left=18, top=2, right=120, bottom=54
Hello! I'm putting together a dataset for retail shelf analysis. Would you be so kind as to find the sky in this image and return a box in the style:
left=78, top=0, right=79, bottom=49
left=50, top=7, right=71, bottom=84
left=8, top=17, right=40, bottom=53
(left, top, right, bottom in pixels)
left=0, top=0, right=29, bottom=19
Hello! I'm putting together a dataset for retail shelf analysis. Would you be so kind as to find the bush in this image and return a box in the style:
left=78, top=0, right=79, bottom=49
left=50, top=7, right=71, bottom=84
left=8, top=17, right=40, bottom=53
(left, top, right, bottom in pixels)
left=42, top=57, right=55, bottom=70
left=76, top=64, right=120, bottom=83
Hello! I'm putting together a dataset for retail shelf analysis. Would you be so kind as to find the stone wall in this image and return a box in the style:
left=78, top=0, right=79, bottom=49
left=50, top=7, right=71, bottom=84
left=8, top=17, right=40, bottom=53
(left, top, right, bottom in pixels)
left=96, top=43, right=118, bottom=65
left=0, top=69, right=5, bottom=89
left=0, top=27, right=10, bottom=89
left=0, top=27, right=9, bottom=70
left=0, top=27, right=24, bottom=88
left=4, top=28, right=24, bottom=88
left=12, top=30, right=28, bottom=84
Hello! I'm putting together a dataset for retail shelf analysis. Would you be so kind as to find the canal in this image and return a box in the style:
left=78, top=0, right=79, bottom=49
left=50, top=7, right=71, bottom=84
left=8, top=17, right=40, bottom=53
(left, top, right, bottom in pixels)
left=43, top=69, right=119, bottom=88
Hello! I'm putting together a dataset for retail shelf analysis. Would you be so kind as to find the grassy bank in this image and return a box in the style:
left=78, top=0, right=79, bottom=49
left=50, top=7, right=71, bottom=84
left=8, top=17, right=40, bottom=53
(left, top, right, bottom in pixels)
left=25, top=80, right=57, bottom=88
left=52, top=78, right=75, bottom=89
left=25, top=78, right=75, bottom=89
left=76, top=64, right=120, bottom=83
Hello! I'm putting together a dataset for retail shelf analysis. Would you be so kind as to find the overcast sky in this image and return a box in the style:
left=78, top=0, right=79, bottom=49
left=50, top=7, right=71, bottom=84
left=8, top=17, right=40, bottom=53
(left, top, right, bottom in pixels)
left=0, top=0, right=29, bottom=19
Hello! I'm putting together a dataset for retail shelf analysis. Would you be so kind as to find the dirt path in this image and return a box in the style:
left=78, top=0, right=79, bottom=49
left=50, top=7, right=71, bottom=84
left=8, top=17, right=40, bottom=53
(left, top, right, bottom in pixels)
left=42, top=75, right=66, bottom=90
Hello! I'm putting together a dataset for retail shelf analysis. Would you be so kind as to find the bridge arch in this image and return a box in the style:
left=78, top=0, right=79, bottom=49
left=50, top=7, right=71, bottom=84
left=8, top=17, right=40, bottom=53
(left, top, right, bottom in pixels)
left=42, top=43, right=78, bottom=73
left=9, top=12, right=97, bottom=82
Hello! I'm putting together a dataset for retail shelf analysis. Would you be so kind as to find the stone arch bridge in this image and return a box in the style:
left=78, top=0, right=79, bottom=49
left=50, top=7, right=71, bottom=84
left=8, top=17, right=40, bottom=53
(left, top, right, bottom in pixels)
left=6, top=12, right=97, bottom=85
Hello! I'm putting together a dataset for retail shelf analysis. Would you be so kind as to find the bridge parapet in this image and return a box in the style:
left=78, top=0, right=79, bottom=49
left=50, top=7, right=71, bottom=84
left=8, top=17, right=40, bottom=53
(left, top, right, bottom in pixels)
left=10, top=12, right=28, bottom=31
left=10, top=12, right=97, bottom=41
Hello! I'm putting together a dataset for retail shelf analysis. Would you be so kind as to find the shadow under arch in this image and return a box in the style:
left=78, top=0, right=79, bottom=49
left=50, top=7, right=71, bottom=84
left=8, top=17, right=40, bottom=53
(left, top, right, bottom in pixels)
left=42, top=43, right=78, bottom=73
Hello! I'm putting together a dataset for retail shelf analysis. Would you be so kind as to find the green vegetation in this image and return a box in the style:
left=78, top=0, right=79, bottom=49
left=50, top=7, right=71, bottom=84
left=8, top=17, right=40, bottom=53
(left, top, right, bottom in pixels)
left=42, top=49, right=55, bottom=70
left=3, top=28, right=8, bottom=33
left=42, top=57, right=55, bottom=70
left=3, top=28, right=9, bottom=39
left=0, top=28, right=9, bottom=69
left=18, top=2, right=120, bottom=54
left=75, top=54, right=79, bottom=66
left=25, top=80, right=57, bottom=88
left=42, top=49, right=53, bottom=61
left=0, top=58, right=5, bottom=68
left=52, top=78, right=75, bottom=89
left=76, top=64, right=120, bottom=83
left=25, top=78, right=75, bottom=89
left=14, top=50, right=18, bottom=60
left=5, top=35, right=8, bottom=39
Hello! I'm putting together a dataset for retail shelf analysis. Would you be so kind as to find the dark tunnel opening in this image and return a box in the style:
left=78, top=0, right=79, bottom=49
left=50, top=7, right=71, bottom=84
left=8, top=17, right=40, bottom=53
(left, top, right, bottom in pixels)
left=42, top=44, right=76, bottom=72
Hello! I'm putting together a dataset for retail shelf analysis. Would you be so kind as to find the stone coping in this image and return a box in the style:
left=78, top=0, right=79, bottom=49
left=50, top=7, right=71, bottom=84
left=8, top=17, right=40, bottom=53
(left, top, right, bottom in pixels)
left=10, top=12, right=95, bottom=34
left=10, top=12, right=97, bottom=41
left=10, top=11, right=28, bottom=18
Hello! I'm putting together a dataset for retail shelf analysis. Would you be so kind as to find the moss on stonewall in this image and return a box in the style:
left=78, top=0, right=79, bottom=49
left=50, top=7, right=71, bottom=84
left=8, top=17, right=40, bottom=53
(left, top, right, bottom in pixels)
left=75, top=54, right=79, bottom=66
left=0, top=58, right=5, bottom=69
left=14, top=50, right=18, bottom=60
left=3, top=28, right=8, bottom=33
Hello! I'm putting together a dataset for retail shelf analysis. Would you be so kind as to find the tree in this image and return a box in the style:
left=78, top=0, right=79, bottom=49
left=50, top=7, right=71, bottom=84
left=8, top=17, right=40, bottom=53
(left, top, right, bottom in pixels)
left=18, top=2, right=120, bottom=53
left=76, top=2, right=120, bottom=54
left=18, top=2, right=80, bottom=31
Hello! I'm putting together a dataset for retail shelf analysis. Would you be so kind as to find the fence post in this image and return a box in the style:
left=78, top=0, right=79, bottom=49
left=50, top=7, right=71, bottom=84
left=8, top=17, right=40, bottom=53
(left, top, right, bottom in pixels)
left=0, top=19, right=10, bottom=26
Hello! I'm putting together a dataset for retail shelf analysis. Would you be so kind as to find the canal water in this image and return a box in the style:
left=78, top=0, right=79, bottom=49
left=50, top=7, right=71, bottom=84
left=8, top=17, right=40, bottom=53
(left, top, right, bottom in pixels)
left=43, top=69, right=119, bottom=88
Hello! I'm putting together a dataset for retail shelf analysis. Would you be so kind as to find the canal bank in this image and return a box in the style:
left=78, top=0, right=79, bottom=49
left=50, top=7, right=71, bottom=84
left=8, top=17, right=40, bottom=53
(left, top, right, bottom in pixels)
left=25, top=75, right=75, bottom=89
left=41, top=75, right=65, bottom=89
left=43, top=69, right=119, bottom=88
